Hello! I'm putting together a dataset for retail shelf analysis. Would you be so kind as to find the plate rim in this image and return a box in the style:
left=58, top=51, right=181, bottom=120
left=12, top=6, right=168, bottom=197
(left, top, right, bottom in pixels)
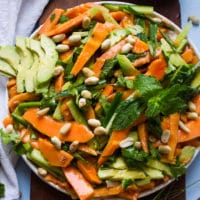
left=23, top=1, right=200, bottom=199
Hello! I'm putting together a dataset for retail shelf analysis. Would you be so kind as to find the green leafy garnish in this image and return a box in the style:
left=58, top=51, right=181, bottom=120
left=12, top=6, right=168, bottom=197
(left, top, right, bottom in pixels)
left=121, top=147, right=148, bottom=168
left=58, top=15, right=69, bottom=24
left=122, top=179, right=135, bottom=189
left=50, top=13, right=56, bottom=22
left=111, top=98, right=145, bottom=130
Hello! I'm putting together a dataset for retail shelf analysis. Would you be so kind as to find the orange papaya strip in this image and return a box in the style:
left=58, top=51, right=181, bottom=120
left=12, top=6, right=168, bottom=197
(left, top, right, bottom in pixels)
left=8, top=85, right=18, bottom=98
left=7, top=78, right=16, bottom=88
left=45, top=12, right=90, bottom=37
left=77, top=160, right=102, bottom=184
left=93, top=39, right=126, bottom=77
left=65, top=2, right=95, bottom=18
left=78, top=144, right=97, bottom=156
left=38, top=138, right=73, bottom=167
left=60, top=98, right=73, bottom=121
left=70, top=22, right=116, bottom=76
left=181, top=48, right=194, bottom=63
left=3, top=115, right=13, bottom=127
left=98, top=127, right=130, bottom=166
left=111, top=11, right=126, bottom=21
left=44, top=174, right=76, bottom=194
left=60, top=49, right=73, bottom=62
left=178, top=117, right=200, bottom=143
left=95, top=85, right=114, bottom=111
left=23, top=108, right=94, bottom=143
left=8, top=93, right=39, bottom=112
left=93, top=185, right=123, bottom=198
left=192, top=94, right=200, bottom=114
left=63, top=166, right=94, bottom=200
left=145, top=57, right=167, bottom=80
left=55, top=72, right=64, bottom=93
left=168, top=113, right=180, bottom=160
left=132, top=37, right=149, bottom=54
left=120, top=14, right=134, bottom=27
left=138, top=123, right=149, bottom=153
left=98, top=114, right=146, bottom=166
left=85, top=105, right=96, bottom=120
left=38, top=9, right=64, bottom=35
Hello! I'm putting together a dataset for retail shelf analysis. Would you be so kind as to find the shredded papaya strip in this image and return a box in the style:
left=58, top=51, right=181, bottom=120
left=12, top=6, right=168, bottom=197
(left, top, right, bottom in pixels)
left=60, top=98, right=73, bottom=121
left=55, top=72, right=64, bottom=93
left=93, top=39, right=126, bottom=77
left=98, top=128, right=130, bottom=166
left=181, top=48, right=194, bottom=63
left=7, top=78, right=16, bottom=88
left=38, top=138, right=73, bottom=167
left=65, top=2, right=95, bottom=18
left=138, top=123, right=149, bottom=153
left=45, top=12, right=90, bottom=37
left=70, top=22, right=116, bottom=76
left=78, top=144, right=97, bottom=156
left=111, top=11, right=126, bottom=21
left=145, top=56, right=167, bottom=80
left=120, top=14, right=134, bottom=27
left=8, top=85, right=18, bottom=98
left=95, top=85, right=114, bottom=111
left=168, top=113, right=180, bottom=161
left=62, top=166, right=94, bottom=200
left=93, top=185, right=123, bottom=198
left=77, top=159, right=102, bottom=184
left=85, top=105, right=96, bottom=120
left=8, top=93, right=39, bottom=112
left=3, top=115, right=13, bottom=127
left=38, top=8, right=64, bottom=35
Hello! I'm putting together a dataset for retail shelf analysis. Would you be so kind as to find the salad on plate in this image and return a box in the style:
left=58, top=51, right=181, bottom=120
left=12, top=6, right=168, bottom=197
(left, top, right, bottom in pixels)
left=0, top=2, right=200, bottom=200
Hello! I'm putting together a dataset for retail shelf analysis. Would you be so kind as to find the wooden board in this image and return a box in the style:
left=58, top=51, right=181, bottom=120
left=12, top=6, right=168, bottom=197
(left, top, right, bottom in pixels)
left=31, top=0, right=184, bottom=199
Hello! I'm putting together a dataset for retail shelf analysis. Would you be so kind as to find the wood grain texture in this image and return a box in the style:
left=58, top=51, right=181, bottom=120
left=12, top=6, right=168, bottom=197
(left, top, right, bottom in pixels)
left=31, top=0, right=184, bottom=199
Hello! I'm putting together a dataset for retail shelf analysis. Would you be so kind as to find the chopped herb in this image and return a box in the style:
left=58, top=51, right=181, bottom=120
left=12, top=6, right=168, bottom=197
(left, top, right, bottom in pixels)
left=50, top=13, right=56, bottom=22
left=122, top=179, right=135, bottom=189
left=58, top=15, right=69, bottom=23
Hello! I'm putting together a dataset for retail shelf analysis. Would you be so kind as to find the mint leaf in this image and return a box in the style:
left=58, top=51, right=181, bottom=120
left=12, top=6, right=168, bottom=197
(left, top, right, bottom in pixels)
left=133, top=74, right=162, bottom=100
left=146, top=84, right=189, bottom=117
left=121, top=147, right=148, bottom=168
left=111, top=98, right=145, bottom=130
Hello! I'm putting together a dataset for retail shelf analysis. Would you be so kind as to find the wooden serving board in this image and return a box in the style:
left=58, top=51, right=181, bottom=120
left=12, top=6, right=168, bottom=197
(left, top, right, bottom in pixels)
left=31, top=0, right=184, bottom=199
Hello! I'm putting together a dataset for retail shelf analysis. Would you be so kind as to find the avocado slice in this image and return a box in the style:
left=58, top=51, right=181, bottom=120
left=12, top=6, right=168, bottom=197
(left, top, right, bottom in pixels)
left=25, top=53, right=39, bottom=92
left=36, top=35, right=58, bottom=86
left=16, top=36, right=34, bottom=92
left=0, top=45, right=20, bottom=71
left=0, top=59, right=16, bottom=77
left=26, top=38, right=46, bottom=93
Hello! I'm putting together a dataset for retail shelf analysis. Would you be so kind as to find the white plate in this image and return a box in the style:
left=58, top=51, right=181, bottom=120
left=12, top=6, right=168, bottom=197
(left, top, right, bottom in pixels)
left=14, top=1, right=200, bottom=198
